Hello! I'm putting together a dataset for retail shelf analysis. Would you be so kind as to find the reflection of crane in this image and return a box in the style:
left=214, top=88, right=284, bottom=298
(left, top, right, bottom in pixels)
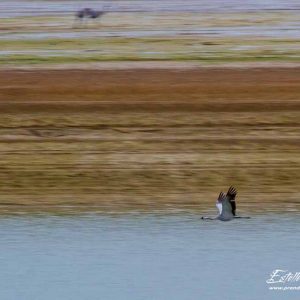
left=202, top=186, right=250, bottom=221
left=74, top=8, right=107, bottom=27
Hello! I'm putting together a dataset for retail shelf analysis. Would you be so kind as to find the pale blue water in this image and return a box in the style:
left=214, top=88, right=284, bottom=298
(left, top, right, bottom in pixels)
left=0, top=213, right=299, bottom=300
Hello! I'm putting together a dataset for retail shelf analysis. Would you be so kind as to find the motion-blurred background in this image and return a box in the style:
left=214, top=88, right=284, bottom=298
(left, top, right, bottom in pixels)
left=0, top=0, right=299, bottom=214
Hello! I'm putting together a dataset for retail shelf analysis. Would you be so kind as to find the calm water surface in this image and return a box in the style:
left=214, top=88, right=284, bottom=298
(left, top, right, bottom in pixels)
left=0, top=212, right=299, bottom=300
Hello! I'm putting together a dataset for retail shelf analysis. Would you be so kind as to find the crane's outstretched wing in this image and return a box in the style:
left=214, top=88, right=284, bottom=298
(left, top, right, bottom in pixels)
left=216, top=192, right=226, bottom=215
left=226, top=186, right=237, bottom=216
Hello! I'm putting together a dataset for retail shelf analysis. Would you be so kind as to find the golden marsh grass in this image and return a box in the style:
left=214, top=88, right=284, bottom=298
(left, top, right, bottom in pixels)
left=0, top=68, right=299, bottom=213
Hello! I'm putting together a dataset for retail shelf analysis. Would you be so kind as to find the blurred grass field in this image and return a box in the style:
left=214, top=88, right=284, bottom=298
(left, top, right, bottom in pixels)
left=0, top=3, right=299, bottom=214
left=0, top=68, right=299, bottom=213
left=0, top=11, right=299, bottom=65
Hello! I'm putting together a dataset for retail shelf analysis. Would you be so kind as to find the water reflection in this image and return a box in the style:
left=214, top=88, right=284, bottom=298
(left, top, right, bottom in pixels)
left=0, top=213, right=299, bottom=300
